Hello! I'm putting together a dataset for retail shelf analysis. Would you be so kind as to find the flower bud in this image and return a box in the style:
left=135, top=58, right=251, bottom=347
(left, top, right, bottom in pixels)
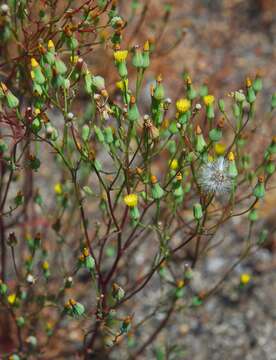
left=193, top=203, right=203, bottom=220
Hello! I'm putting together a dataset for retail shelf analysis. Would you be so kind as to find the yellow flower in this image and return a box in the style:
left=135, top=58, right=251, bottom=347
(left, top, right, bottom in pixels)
left=48, top=39, right=55, bottom=49
left=8, top=293, right=17, bottom=305
left=170, top=159, right=178, bottom=170
left=116, top=79, right=128, bottom=91
left=240, top=273, right=251, bottom=285
left=42, top=261, right=49, bottom=270
left=70, top=55, right=79, bottom=64
left=214, top=143, right=226, bottom=156
left=124, top=193, right=138, bottom=207
left=176, top=98, right=191, bottom=113
left=31, top=58, right=39, bottom=68
left=228, top=151, right=235, bottom=161
left=54, top=183, right=63, bottom=195
left=203, top=95, right=215, bottom=106
left=34, top=108, right=41, bottom=115
left=114, top=50, right=128, bottom=62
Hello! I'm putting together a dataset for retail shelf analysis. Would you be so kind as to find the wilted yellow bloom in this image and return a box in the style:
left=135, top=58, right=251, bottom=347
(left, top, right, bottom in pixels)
left=240, top=273, right=251, bottom=285
left=176, top=98, right=191, bottom=113
left=124, top=193, right=138, bottom=207
left=31, top=58, right=39, bottom=68
left=170, top=159, right=179, bottom=170
left=8, top=293, right=16, bottom=305
left=203, top=95, right=215, bottom=106
left=214, top=143, right=226, bottom=156
left=114, top=50, right=128, bottom=62
left=54, top=183, right=62, bottom=195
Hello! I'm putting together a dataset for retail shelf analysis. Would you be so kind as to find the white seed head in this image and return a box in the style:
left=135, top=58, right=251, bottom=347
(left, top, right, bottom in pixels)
left=198, top=157, right=232, bottom=195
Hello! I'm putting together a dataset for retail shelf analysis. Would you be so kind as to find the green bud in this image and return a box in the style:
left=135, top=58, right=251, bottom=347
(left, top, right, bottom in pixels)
left=54, top=58, right=67, bottom=75
left=31, top=117, right=42, bottom=133
left=82, top=124, right=90, bottom=142
left=94, top=125, right=105, bottom=143
left=248, top=208, right=258, bottom=222
left=118, top=62, right=128, bottom=78
left=265, top=160, right=275, bottom=175
left=104, top=127, right=114, bottom=144
left=130, top=206, right=140, bottom=221
left=168, top=121, right=179, bottom=134
left=44, top=51, right=55, bottom=65
left=209, top=127, right=222, bottom=142
left=84, top=72, right=93, bottom=94
left=33, top=83, right=43, bottom=96
left=142, top=50, right=150, bottom=69
left=218, top=99, right=225, bottom=112
left=132, top=47, right=144, bottom=68
left=234, top=91, right=246, bottom=103
left=6, top=90, right=19, bottom=108
left=258, top=229, right=268, bottom=245
left=253, top=76, right=262, bottom=93
left=178, top=112, right=189, bottom=125
left=0, top=281, right=8, bottom=295
left=0, top=139, right=8, bottom=154
left=16, top=316, right=25, bottom=327
left=228, top=159, right=238, bottom=178
left=153, top=80, right=165, bottom=101
left=33, top=66, right=46, bottom=85
left=92, top=75, right=105, bottom=91
left=246, top=86, right=256, bottom=104
left=14, top=191, right=24, bottom=206
left=112, top=283, right=125, bottom=301
left=232, top=103, right=241, bottom=119
left=206, top=104, right=214, bottom=119
left=195, top=134, right=206, bottom=153
left=199, top=84, right=208, bottom=97
left=151, top=181, right=165, bottom=200
left=193, top=203, right=203, bottom=220
left=187, top=86, right=197, bottom=101
left=253, top=177, right=265, bottom=199
left=271, top=92, right=276, bottom=110
left=128, top=101, right=140, bottom=122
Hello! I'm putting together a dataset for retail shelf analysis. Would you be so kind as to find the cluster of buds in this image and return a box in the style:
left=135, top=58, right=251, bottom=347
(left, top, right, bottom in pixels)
left=64, top=298, right=85, bottom=318
left=78, top=247, right=95, bottom=271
